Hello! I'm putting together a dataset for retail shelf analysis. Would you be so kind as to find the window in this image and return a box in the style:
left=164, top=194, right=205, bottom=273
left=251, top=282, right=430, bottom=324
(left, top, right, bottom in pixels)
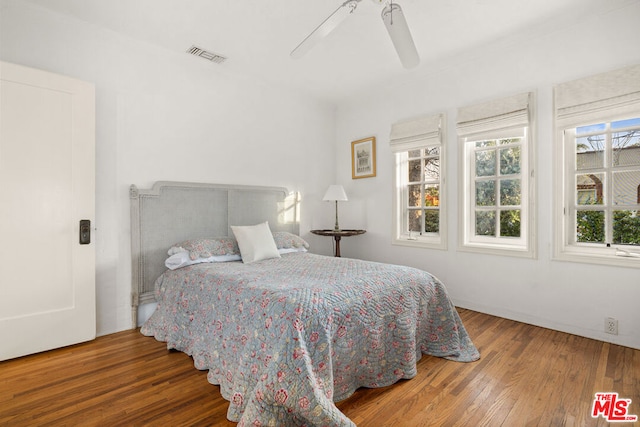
left=554, top=64, right=640, bottom=267
left=570, top=119, right=640, bottom=245
left=457, top=92, right=535, bottom=257
left=391, top=113, right=445, bottom=249
left=468, top=133, right=526, bottom=241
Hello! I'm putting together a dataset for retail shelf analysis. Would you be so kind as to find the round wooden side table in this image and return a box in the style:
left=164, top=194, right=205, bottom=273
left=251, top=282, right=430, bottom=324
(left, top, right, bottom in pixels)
left=310, top=229, right=366, bottom=257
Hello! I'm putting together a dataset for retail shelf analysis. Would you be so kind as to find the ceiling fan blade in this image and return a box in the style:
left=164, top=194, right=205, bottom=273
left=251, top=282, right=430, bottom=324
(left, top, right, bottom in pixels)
left=381, top=3, right=419, bottom=69
left=291, top=0, right=361, bottom=59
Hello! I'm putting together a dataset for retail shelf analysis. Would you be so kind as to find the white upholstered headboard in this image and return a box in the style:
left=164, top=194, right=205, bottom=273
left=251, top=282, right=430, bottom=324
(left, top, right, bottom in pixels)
left=130, top=181, right=299, bottom=329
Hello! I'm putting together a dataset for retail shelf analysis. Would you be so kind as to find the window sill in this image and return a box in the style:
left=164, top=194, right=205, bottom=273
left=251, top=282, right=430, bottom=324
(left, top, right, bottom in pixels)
left=458, top=243, right=536, bottom=259
left=392, top=237, right=446, bottom=251
left=554, top=247, right=640, bottom=269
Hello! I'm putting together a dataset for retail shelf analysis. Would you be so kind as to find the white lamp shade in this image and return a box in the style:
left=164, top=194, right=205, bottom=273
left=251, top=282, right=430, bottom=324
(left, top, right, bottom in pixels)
left=323, top=185, right=348, bottom=201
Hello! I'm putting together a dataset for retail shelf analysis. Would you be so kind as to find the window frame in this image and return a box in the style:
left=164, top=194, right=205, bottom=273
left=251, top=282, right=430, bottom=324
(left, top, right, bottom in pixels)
left=553, top=64, right=640, bottom=268
left=462, top=126, right=530, bottom=250
left=457, top=92, right=537, bottom=258
left=555, top=116, right=640, bottom=267
left=391, top=114, right=446, bottom=250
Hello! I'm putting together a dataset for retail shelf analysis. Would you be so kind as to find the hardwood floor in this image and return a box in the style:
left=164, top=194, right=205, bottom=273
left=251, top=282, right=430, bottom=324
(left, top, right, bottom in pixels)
left=1, top=309, right=638, bottom=426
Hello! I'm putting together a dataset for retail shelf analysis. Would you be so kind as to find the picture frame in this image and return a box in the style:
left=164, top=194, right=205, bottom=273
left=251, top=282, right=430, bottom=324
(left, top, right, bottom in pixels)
left=351, top=136, right=376, bottom=179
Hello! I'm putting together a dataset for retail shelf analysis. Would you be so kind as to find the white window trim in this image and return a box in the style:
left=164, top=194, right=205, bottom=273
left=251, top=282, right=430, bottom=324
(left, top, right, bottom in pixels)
left=553, top=64, right=640, bottom=269
left=391, top=113, right=447, bottom=250
left=461, top=127, right=530, bottom=250
left=457, top=92, right=537, bottom=258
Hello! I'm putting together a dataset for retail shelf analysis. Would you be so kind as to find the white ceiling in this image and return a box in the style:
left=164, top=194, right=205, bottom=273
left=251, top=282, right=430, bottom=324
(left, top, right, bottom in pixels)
left=24, top=0, right=628, bottom=104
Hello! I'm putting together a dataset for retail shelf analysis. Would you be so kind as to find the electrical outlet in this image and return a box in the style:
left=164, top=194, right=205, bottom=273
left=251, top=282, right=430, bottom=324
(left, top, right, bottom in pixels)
left=605, top=317, right=618, bottom=335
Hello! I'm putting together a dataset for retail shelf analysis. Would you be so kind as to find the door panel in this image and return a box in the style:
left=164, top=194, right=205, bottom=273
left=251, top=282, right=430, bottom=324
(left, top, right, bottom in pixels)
left=0, top=61, right=95, bottom=361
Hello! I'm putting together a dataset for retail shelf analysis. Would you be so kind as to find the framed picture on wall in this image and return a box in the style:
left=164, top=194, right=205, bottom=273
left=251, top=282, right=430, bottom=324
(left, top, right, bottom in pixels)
left=351, top=136, right=376, bottom=179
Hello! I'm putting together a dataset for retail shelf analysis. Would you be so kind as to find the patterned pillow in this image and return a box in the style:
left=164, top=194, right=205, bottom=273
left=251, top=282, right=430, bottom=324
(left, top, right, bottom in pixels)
left=272, top=232, right=310, bottom=250
left=170, top=232, right=309, bottom=261
left=170, top=237, right=240, bottom=261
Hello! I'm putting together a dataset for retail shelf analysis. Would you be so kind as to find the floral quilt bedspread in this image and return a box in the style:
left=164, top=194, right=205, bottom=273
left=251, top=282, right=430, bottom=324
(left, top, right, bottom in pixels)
left=141, top=253, right=479, bottom=426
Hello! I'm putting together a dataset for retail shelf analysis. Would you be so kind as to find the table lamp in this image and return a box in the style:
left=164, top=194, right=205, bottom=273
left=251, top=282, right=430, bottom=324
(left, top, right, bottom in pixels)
left=323, top=185, right=348, bottom=232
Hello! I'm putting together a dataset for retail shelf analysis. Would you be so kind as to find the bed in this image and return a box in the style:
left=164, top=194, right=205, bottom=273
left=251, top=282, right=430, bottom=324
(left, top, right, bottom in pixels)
left=131, top=181, right=479, bottom=426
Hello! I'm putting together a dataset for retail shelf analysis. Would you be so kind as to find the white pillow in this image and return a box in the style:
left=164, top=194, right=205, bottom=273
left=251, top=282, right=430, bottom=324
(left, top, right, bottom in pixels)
left=231, top=221, right=281, bottom=264
left=278, top=247, right=308, bottom=255
left=165, top=250, right=241, bottom=270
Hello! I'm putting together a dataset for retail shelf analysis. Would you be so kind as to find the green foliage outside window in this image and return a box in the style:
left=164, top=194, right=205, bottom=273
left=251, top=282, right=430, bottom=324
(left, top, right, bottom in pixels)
left=424, top=210, right=439, bottom=233
left=500, top=210, right=521, bottom=237
left=613, top=210, right=640, bottom=245
left=576, top=210, right=605, bottom=243
left=576, top=210, right=640, bottom=245
left=473, top=138, right=523, bottom=239
left=475, top=211, right=495, bottom=236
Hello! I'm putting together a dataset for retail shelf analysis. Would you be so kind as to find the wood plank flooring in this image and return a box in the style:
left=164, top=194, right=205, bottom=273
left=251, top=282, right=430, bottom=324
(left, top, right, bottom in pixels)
left=1, top=309, right=638, bottom=426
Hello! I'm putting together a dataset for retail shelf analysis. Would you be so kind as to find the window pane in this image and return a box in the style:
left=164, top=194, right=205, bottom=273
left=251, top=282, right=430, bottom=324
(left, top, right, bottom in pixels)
left=476, top=140, right=496, bottom=148
left=500, top=210, right=521, bottom=237
left=612, top=118, right=640, bottom=129
left=499, top=138, right=520, bottom=145
left=408, top=209, right=422, bottom=232
left=500, top=146, right=521, bottom=175
left=613, top=171, right=640, bottom=205
left=577, top=190, right=596, bottom=205
left=475, top=150, right=496, bottom=177
left=576, top=135, right=604, bottom=169
left=577, top=123, right=605, bottom=134
left=424, top=158, right=440, bottom=180
left=576, top=173, right=604, bottom=205
left=425, top=146, right=440, bottom=156
left=475, top=211, right=496, bottom=236
left=395, top=133, right=443, bottom=248
left=408, top=184, right=421, bottom=207
left=476, top=181, right=496, bottom=206
left=424, top=210, right=439, bottom=233
left=408, top=159, right=421, bottom=182
left=576, top=210, right=605, bottom=243
left=424, top=185, right=440, bottom=206
left=612, top=130, right=640, bottom=167
left=500, top=179, right=521, bottom=206
left=613, top=210, right=640, bottom=245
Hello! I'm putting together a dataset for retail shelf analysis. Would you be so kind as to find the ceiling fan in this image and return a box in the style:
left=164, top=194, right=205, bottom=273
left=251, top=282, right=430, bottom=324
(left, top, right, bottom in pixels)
left=290, top=0, right=420, bottom=69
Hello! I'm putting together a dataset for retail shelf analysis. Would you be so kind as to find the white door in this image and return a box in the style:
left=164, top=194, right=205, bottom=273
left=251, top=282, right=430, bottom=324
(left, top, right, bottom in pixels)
left=0, top=61, right=95, bottom=361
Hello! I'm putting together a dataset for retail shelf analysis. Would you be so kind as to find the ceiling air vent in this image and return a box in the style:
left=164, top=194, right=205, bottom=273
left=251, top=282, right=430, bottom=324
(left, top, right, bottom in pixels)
left=186, top=45, right=227, bottom=64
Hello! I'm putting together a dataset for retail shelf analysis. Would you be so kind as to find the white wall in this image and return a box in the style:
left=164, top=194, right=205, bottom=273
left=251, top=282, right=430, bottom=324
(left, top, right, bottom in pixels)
left=0, top=0, right=337, bottom=335
left=334, top=2, right=640, bottom=349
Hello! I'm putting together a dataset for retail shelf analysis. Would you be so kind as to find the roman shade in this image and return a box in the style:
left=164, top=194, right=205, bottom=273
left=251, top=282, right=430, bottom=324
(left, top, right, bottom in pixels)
left=554, top=64, right=640, bottom=128
left=389, top=113, right=443, bottom=152
left=457, top=92, right=531, bottom=136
